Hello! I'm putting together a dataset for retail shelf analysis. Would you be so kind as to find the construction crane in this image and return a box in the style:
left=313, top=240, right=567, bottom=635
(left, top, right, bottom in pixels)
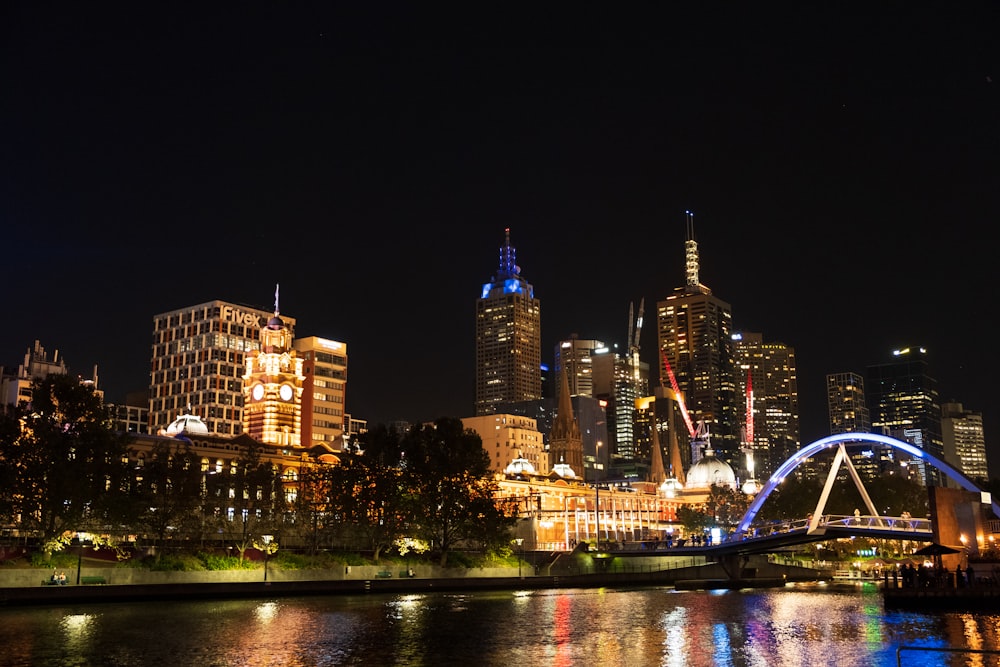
left=743, top=370, right=757, bottom=485
left=627, top=298, right=644, bottom=382
left=660, top=348, right=696, bottom=439
left=629, top=297, right=643, bottom=354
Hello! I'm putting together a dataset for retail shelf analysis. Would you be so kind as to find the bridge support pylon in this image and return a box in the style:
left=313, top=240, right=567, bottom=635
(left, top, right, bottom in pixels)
left=718, top=553, right=749, bottom=580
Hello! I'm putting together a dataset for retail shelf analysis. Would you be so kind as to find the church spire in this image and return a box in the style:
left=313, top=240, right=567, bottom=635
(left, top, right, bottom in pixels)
left=648, top=422, right=666, bottom=485
left=549, top=363, right=583, bottom=476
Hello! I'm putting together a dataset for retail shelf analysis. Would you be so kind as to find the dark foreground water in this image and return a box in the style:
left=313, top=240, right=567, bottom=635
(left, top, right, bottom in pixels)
left=1, top=582, right=999, bottom=666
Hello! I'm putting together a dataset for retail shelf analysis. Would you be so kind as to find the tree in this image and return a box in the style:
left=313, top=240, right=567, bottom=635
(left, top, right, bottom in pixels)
left=402, top=417, right=516, bottom=566
left=203, top=439, right=286, bottom=562
left=676, top=505, right=712, bottom=536
left=322, top=450, right=413, bottom=562
left=0, top=375, right=131, bottom=555
left=705, top=483, right=751, bottom=529
left=129, top=438, right=205, bottom=558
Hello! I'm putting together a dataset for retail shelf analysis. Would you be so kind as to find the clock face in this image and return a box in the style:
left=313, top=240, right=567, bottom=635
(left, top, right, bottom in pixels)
left=252, top=384, right=265, bottom=401
left=279, top=384, right=293, bottom=401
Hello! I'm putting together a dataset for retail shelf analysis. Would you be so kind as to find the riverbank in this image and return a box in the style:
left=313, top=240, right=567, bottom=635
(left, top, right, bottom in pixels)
left=0, top=557, right=829, bottom=606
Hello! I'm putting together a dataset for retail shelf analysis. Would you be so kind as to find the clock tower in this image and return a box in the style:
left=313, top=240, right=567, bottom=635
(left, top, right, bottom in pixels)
left=242, top=285, right=305, bottom=447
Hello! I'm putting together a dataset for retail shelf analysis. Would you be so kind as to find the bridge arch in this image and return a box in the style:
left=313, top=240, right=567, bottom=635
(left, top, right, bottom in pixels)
left=736, top=432, right=999, bottom=534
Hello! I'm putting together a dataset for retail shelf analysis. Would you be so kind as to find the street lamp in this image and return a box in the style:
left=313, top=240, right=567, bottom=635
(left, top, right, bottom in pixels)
left=75, top=531, right=90, bottom=585
left=514, top=538, right=524, bottom=578
left=594, top=441, right=602, bottom=550
left=262, top=534, right=273, bottom=582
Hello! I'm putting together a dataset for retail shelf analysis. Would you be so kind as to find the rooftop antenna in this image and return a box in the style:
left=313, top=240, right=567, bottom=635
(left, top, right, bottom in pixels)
left=499, top=228, right=520, bottom=278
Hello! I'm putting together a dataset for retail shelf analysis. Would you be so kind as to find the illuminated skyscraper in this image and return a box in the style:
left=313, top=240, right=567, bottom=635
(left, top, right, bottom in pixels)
left=866, top=346, right=944, bottom=486
left=148, top=299, right=296, bottom=436
left=941, top=402, right=989, bottom=484
left=656, top=212, right=739, bottom=468
left=733, top=332, right=799, bottom=481
left=475, top=229, right=541, bottom=416
left=824, top=371, right=878, bottom=481
left=554, top=335, right=604, bottom=401
left=826, top=371, right=871, bottom=435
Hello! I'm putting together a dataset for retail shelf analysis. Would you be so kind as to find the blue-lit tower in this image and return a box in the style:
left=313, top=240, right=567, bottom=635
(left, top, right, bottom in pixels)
left=475, top=229, right=542, bottom=416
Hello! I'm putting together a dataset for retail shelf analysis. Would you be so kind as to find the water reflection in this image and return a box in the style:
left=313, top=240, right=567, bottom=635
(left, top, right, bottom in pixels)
left=0, top=583, right=998, bottom=666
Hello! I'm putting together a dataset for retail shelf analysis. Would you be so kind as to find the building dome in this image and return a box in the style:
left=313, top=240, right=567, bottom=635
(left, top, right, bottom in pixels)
left=660, top=477, right=684, bottom=498
left=267, top=315, right=284, bottom=329
left=550, top=454, right=577, bottom=479
left=504, top=453, right=537, bottom=476
left=685, top=444, right=737, bottom=489
left=164, top=411, right=209, bottom=436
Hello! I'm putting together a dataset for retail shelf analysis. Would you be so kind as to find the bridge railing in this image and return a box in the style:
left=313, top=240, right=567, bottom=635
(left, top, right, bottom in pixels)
left=738, top=514, right=932, bottom=541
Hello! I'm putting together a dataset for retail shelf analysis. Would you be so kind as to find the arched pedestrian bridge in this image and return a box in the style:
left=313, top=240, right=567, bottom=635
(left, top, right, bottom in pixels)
left=606, top=433, right=997, bottom=570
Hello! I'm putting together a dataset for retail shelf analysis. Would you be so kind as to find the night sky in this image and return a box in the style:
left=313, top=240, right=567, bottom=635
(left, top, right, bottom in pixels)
left=4, top=5, right=998, bottom=474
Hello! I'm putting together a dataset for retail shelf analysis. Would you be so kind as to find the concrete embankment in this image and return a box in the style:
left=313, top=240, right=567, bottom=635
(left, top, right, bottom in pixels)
left=0, top=558, right=829, bottom=606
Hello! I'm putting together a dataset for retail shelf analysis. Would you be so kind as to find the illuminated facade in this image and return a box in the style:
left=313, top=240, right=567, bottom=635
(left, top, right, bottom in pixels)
left=149, top=300, right=296, bottom=436
left=823, top=371, right=876, bottom=481
left=592, top=347, right=649, bottom=462
left=1, top=339, right=102, bottom=406
left=941, top=402, right=989, bottom=483
left=462, top=413, right=548, bottom=475
left=475, top=228, right=542, bottom=416
left=554, top=335, right=604, bottom=400
left=866, top=347, right=944, bottom=486
left=242, top=292, right=305, bottom=448
left=495, top=471, right=685, bottom=550
left=294, top=336, right=348, bottom=451
left=733, top=332, right=800, bottom=481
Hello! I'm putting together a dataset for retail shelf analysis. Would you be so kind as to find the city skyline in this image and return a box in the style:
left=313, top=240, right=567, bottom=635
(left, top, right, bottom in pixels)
left=4, top=6, right=997, bottom=474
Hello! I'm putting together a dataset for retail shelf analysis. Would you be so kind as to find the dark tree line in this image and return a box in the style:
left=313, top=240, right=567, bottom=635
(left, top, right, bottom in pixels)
left=0, top=377, right=517, bottom=564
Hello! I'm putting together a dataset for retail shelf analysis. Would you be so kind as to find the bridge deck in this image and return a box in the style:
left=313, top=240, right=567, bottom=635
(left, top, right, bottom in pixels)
left=593, top=514, right=933, bottom=558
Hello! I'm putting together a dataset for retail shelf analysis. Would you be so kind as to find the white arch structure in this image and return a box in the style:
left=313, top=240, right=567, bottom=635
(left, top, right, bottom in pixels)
left=737, top=432, right=999, bottom=535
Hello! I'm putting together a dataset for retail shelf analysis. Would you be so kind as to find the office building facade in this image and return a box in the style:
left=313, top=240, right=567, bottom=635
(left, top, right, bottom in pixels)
left=866, top=346, right=944, bottom=486
left=148, top=299, right=296, bottom=436
left=733, top=332, right=800, bottom=482
left=941, top=401, right=989, bottom=484
left=475, top=229, right=542, bottom=416
left=462, top=413, right=548, bottom=476
left=823, top=371, right=880, bottom=481
left=827, top=371, right=871, bottom=435
left=592, top=347, right=649, bottom=462
left=294, top=336, right=348, bottom=451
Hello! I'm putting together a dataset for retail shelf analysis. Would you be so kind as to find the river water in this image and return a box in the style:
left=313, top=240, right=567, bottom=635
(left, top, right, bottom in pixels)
left=1, top=581, right=998, bottom=666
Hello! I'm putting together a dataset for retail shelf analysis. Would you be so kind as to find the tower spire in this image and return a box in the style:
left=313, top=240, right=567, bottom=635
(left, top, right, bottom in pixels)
left=274, top=283, right=280, bottom=316
left=684, top=210, right=699, bottom=288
